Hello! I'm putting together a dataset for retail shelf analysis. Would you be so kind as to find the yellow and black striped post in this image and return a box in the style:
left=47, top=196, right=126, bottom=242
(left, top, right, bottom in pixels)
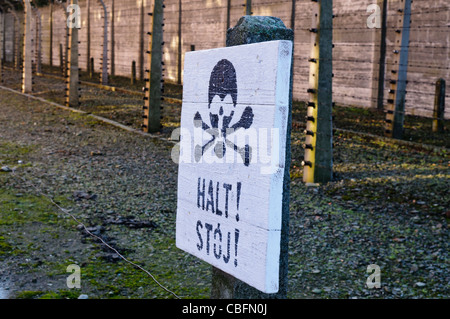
left=302, top=0, right=333, bottom=184
left=432, top=78, right=446, bottom=133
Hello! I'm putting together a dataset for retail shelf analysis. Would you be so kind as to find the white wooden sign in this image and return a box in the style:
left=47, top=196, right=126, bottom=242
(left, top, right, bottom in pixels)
left=175, top=40, right=293, bottom=294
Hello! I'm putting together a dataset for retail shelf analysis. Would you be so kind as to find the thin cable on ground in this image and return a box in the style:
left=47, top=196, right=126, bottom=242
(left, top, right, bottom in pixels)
left=10, top=169, right=182, bottom=300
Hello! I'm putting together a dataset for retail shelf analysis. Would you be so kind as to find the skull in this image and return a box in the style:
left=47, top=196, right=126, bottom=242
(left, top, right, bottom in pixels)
left=193, top=59, right=254, bottom=166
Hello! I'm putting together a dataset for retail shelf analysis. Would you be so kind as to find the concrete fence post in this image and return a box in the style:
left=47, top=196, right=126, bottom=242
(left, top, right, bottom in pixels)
left=302, top=0, right=333, bottom=184
left=139, top=0, right=144, bottom=81
left=142, top=0, right=164, bottom=133
left=0, top=7, right=4, bottom=64
left=432, top=79, right=446, bottom=133
left=177, top=0, right=182, bottom=85
left=86, top=0, right=90, bottom=72
left=110, top=0, right=115, bottom=77
left=385, top=0, right=412, bottom=139
left=4, top=0, right=21, bottom=70
left=22, top=0, right=32, bottom=93
left=65, top=0, right=80, bottom=108
left=89, top=57, right=94, bottom=79
left=373, top=0, right=388, bottom=111
left=33, top=7, right=42, bottom=74
left=0, top=8, right=4, bottom=83
left=56, top=1, right=69, bottom=78
left=243, top=0, right=252, bottom=15
left=49, top=2, right=53, bottom=67
left=59, top=43, right=64, bottom=74
left=131, top=60, right=136, bottom=85
left=98, top=0, right=108, bottom=85
left=226, top=0, right=231, bottom=30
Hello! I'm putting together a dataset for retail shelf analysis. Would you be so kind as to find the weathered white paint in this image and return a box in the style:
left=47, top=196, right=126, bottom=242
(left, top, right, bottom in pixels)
left=0, top=288, right=8, bottom=299
left=176, top=40, right=292, bottom=294
left=0, top=281, right=10, bottom=299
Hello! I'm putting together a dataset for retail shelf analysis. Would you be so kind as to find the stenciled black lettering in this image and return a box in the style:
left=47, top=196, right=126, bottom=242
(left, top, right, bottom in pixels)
left=236, top=182, right=241, bottom=222
left=206, top=180, right=214, bottom=213
left=205, top=223, right=213, bottom=255
left=196, top=220, right=203, bottom=251
left=197, top=178, right=205, bottom=210
left=223, top=231, right=231, bottom=264
left=223, top=183, right=232, bottom=218
left=213, top=223, right=222, bottom=259
left=234, top=228, right=240, bottom=267
left=215, top=182, right=223, bottom=216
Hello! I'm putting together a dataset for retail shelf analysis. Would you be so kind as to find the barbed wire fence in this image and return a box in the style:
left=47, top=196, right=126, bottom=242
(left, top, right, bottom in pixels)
left=1, top=1, right=448, bottom=120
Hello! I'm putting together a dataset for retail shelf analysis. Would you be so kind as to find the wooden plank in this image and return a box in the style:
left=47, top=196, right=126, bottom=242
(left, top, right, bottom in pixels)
left=176, top=40, right=293, bottom=294
left=182, top=44, right=291, bottom=107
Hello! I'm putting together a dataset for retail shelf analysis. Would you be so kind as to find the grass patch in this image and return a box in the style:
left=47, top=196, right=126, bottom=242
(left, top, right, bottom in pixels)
left=15, top=290, right=81, bottom=299
left=0, top=235, right=13, bottom=256
left=0, top=141, right=35, bottom=167
left=74, top=233, right=211, bottom=299
left=0, top=189, right=71, bottom=226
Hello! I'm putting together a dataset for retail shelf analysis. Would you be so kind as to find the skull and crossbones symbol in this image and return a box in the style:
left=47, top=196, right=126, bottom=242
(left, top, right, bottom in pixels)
left=193, top=59, right=254, bottom=166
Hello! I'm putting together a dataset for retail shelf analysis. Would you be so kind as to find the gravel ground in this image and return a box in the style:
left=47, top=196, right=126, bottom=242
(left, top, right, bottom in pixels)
left=0, top=71, right=449, bottom=299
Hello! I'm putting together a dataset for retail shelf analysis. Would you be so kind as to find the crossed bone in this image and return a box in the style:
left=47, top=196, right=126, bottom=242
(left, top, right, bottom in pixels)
left=193, top=106, right=254, bottom=166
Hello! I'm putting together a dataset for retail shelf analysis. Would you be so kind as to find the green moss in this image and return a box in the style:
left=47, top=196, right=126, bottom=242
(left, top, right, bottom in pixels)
left=15, top=290, right=80, bottom=299
left=0, top=141, right=34, bottom=156
left=0, top=189, right=72, bottom=226
left=15, top=291, right=45, bottom=299
left=40, top=290, right=81, bottom=299
left=0, top=236, right=13, bottom=255
left=0, top=141, right=35, bottom=167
